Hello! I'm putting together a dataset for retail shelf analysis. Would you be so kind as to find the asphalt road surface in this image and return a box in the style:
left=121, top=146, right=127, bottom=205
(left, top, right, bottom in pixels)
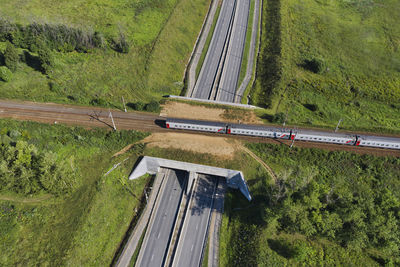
left=172, top=175, right=217, bottom=267
left=135, top=169, right=187, bottom=267
left=193, top=0, right=237, bottom=99
left=217, top=0, right=250, bottom=102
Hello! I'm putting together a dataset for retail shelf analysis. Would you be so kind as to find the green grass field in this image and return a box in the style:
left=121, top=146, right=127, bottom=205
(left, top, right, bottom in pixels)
left=0, top=119, right=149, bottom=265
left=0, top=0, right=210, bottom=107
left=219, top=143, right=400, bottom=266
left=252, top=0, right=400, bottom=134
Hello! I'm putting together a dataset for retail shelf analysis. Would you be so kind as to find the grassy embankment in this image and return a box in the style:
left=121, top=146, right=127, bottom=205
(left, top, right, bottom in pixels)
left=252, top=0, right=400, bottom=134
left=237, top=0, right=256, bottom=89
left=0, top=0, right=210, bottom=107
left=219, top=143, right=400, bottom=266
left=0, top=119, right=149, bottom=265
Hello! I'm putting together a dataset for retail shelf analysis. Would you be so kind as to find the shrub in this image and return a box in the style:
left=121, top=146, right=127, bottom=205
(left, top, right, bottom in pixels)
left=4, top=41, right=19, bottom=72
left=90, top=98, right=108, bottom=107
left=38, top=47, right=54, bottom=74
left=145, top=101, right=160, bottom=112
left=303, top=103, right=319, bottom=112
left=113, top=31, right=130, bottom=53
left=0, top=66, right=12, bottom=82
left=272, top=112, right=285, bottom=124
left=301, top=58, right=325, bottom=74
left=127, top=101, right=145, bottom=111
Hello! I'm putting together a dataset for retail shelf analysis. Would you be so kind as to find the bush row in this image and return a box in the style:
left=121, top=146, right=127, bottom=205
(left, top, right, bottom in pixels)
left=0, top=17, right=129, bottom=53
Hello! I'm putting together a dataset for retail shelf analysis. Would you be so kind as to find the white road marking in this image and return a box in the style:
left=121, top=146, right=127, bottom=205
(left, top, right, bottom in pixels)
left=151, top=254, right=154, bottom=261
left=191, top=244, right=194, bottom=252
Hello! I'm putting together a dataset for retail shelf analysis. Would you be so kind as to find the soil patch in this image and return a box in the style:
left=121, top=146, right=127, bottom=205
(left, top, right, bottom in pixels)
left=160, top=101, right=262, bottom=124
left=142, top=132, right=236, bottom=159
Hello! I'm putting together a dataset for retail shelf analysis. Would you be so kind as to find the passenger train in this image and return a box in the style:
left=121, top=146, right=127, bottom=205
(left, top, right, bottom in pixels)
left=165, top=118, right=400, bottom=150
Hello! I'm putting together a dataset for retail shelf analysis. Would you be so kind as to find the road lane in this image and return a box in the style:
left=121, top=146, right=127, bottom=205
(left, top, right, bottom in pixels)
left=217, top=0, right=250, bottom=102
left=193, top=0, right=237, bottom=99
left=135, top=169, right=187, bottom=267
left=172, top=175, right=217, bottom=267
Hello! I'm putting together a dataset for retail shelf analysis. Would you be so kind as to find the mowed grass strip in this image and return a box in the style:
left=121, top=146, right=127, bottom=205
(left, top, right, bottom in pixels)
left=252, top=0, right=400, bottom=134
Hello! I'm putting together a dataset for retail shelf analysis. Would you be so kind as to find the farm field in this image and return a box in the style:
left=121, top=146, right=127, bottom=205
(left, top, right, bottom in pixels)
left=220, top=143, right=400, bottom=266
left=0, top=0, right=210, bottom=107
left=252, top=0, right=400, bottom=134
left=0, top=119, right=149, bottom=266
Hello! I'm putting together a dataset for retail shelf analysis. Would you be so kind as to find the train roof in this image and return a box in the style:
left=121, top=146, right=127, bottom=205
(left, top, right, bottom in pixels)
left=361, top=135, right=400, bottom=143
left=166, top=117, right=226, bottom=127
left=230, top=123, right=289, bottom=132
left=296, top=129, right=354, bottom=138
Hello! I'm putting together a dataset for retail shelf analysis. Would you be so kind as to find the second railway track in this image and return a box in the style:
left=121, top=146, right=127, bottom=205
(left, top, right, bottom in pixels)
left=0, top=99, right=399, bottom=157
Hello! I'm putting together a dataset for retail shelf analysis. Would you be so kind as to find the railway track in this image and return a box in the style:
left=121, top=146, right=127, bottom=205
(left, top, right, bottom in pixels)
left=0, top=99, right=399, bottom=157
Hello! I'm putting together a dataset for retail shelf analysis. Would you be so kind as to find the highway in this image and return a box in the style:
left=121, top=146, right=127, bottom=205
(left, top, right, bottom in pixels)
left=172, top=175, right=217, bottom=267
left=217, top=0, right=250, bottom=102
left=135, top=169, right=187, bottom=267
left=193, top=0, right=250, bottom=102
left=193, top=0, right=237, bottom=99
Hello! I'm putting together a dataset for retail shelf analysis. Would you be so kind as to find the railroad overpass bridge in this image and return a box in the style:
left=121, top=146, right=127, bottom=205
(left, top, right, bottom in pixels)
left=115, top=157, right=251, bottom=267
left=129, top=156, right=251, bottom=201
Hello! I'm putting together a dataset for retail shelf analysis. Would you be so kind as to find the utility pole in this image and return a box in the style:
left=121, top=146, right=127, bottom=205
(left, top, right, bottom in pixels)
left=109, top=109, right=117, bottom=130
left=283, top=107, right=289, bottom=126
left=335, top=118, right=343, bottom=132
left=289, top=130, right=295, bottom=148
left=290, top=138, right=295, bottom=148
left=122, top=96, right=127, bottom=112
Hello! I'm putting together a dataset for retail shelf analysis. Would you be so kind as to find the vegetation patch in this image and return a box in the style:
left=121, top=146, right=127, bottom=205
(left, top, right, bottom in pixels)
left=252, top=0, right=400, bottom=133
left=0, top=0, right=210, bottom=107
left=0, top=119, right=149, bottom=265
left=220, top=143, right=400, bottom=265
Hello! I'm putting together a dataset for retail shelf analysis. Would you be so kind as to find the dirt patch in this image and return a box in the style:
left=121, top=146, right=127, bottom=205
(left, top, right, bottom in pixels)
left=160, top=101, right=262, bottom=124
left=141, top=132, right=236, bottom=159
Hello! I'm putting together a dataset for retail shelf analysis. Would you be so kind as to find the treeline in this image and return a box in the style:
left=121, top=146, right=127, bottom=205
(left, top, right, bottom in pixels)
left=254, top=0, right=282, bottom=108
left=0, top=17, right=129, bottom=54
left=0, top=134, right=77, bottom=196
left=248, top=143, right=400, bottom=264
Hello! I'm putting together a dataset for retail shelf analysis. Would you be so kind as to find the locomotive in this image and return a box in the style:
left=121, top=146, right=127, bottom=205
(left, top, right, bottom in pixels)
left=165, top=118, right=400, bottom=150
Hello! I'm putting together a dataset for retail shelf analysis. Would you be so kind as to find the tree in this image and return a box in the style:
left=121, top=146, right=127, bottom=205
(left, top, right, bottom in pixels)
left=0, top=66, right=12, bottom=82
left=145, top=101, right=160, bottom=112
left=38, top=47, right=54, bottom=74
left=4, top=41, right=19, bottom=72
